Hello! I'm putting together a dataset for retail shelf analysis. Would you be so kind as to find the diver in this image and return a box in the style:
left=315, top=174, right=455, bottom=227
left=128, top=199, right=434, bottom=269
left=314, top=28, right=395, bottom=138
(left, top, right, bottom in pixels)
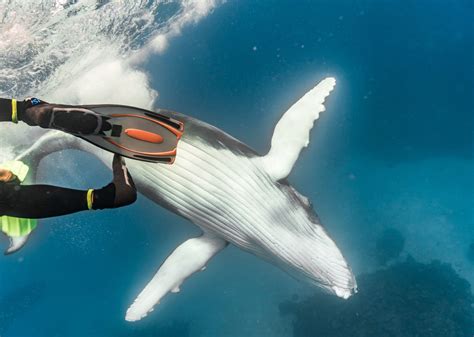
left=0, top=97, right=137, bottom=219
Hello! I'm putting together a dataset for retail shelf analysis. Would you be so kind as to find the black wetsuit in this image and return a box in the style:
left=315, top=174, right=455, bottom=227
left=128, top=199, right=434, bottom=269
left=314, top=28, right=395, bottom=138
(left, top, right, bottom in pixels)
left=0, top=181, right=92, bottom=218
left=0, top=178, right=136, bottom=219
left=0, top=97, right=136, bottom=219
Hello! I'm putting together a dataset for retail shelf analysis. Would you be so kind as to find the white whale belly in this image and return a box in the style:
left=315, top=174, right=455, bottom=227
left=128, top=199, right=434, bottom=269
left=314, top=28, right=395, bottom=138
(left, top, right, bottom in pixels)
left=127, top=138, right=289, bottom=254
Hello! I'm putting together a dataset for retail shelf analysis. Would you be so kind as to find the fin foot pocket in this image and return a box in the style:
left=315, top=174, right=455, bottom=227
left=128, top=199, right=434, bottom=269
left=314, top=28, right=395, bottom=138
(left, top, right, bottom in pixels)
left=50, top=108, right=112, bottom=135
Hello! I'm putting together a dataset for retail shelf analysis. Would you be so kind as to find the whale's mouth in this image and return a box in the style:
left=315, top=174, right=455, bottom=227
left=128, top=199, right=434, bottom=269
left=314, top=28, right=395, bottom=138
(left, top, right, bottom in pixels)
left=318, top=264, right=358, bottom=299
left=311, top=271, right=357, bottom=300
left=332, top=283, right=358, bottom=299
left=336, top=265, right=358, bottom=299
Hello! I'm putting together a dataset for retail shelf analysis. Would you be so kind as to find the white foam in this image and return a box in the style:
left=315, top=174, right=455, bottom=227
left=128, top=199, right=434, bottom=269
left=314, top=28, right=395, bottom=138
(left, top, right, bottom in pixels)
left=0, top=0, right=221, bottom=155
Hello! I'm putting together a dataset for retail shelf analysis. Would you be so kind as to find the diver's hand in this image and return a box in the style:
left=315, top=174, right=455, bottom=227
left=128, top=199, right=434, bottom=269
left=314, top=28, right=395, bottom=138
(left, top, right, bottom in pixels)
left=19, top=98, right=111, bottom=135
left=92, top=154, right=137, bottom=209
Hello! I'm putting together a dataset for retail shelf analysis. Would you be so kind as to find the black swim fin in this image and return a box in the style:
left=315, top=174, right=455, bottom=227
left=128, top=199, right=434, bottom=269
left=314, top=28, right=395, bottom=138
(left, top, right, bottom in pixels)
left=78, top=105, right=184, bottom=164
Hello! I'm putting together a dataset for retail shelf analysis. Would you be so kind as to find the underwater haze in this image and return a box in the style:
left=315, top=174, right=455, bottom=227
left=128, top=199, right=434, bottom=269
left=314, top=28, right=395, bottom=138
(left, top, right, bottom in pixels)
left=0, top=1, right=473, bottom=336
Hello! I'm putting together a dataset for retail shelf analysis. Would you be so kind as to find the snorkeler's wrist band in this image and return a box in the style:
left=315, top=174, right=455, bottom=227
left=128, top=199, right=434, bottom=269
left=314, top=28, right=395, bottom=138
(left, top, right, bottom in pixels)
left=0, top=98, right=30, bottom=123
left=0, top=98, right=14, bottom=122
left=86, top=189, right=95, bottom=210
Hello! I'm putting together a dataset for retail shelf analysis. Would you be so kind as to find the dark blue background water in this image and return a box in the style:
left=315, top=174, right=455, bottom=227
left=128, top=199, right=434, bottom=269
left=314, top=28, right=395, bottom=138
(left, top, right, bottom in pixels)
left=1, top=1, right=472, bottom=336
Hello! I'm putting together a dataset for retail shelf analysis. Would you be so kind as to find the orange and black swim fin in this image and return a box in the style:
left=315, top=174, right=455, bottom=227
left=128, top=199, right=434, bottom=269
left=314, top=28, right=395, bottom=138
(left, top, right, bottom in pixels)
left=78, top=105, right=184, bottom=164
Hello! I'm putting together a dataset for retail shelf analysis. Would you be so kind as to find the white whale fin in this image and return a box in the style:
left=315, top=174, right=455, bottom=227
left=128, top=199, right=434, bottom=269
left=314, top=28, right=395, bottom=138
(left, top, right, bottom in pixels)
left=4, top=235, right=30, bottom=255
left=15, top=131, right=83, bottom=166
left=125, top=233, right=228, bottom=322
left=263, top=77, right=336, bottom=181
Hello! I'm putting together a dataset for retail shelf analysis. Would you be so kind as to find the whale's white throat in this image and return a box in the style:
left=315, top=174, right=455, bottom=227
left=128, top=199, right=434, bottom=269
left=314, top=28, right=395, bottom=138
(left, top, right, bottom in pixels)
left=15, top=77, right=357, bottom=321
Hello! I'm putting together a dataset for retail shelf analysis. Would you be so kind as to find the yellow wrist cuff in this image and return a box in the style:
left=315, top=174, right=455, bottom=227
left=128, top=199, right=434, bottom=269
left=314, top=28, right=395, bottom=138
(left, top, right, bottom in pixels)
left=11, top=99, right=18, bottom=124
left=86, top=189, right=94, bottom=210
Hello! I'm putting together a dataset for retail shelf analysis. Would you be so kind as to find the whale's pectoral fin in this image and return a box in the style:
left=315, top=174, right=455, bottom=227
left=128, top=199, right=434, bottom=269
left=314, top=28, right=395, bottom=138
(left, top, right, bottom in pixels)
left=262, top=77, right=336, bottom=181
left=125, top=233, right=228, bottom=322
left=15, top=131, right=82, bottom=167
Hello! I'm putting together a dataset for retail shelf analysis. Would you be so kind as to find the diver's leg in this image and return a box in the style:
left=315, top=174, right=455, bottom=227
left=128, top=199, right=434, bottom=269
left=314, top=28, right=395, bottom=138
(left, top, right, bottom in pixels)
left=0, top=98, right=111, bottom=135
left=20, top=100, right=113, bottom=135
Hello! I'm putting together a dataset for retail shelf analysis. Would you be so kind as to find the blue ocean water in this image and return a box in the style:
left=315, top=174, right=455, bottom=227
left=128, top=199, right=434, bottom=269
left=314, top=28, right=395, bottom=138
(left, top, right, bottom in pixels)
left=0, top=1, right=473, bottom=336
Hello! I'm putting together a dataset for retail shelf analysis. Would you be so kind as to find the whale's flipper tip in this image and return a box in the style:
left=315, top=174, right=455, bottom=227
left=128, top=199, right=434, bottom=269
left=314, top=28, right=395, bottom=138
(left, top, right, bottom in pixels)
left=125, top=234, right=228, bottom=322
left=125, top=306, right=149, bottom=322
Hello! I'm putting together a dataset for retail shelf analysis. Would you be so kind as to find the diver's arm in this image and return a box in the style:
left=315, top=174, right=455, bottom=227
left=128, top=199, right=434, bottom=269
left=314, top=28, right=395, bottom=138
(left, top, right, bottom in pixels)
left=0, top=184, right=132, bottom=219
left=0, top=97, right=111, bottom=135
left=0, top=155, right=136, bottom=219
left=1, top=183, right=91, bottom=218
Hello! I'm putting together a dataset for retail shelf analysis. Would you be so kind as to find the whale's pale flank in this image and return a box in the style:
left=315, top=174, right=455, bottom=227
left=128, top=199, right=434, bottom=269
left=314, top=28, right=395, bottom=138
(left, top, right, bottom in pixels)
left=15, top=77, right=357, bottom=321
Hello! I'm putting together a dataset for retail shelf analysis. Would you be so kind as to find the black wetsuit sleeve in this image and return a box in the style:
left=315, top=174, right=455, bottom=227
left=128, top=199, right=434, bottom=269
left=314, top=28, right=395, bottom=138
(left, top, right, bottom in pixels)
left=0, top=98, right=13, bottom=122
left=0, top=181, right=89, bottom=219
left=0, top=98, right=29, bottom=122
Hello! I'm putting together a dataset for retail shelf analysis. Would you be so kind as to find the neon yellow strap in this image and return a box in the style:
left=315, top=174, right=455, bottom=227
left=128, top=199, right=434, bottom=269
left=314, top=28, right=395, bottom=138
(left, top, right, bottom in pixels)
left=11, top=99, right=18, bottom=123
left=86, top=189, right=94, bottom=210
left=1, top=216, right=37, bottom=237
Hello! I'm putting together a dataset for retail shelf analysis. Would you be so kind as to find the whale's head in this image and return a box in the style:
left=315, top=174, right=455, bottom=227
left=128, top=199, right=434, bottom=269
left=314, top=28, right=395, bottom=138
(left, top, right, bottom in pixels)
left=247, top=182, right=357, bottom=299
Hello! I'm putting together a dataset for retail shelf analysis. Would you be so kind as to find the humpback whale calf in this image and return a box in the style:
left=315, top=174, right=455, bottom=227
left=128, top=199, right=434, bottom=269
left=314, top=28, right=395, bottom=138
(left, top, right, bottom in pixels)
left=15, top=77, right=357, bottom=321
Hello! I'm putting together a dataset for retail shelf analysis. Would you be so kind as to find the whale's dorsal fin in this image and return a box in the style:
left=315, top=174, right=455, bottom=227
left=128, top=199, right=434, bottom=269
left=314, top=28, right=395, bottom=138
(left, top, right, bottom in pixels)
left=290, top=186, right=312, bottom=209
left=125, top=233, right=228, bottom=322
left=262, top=77, right=336, bottom=181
